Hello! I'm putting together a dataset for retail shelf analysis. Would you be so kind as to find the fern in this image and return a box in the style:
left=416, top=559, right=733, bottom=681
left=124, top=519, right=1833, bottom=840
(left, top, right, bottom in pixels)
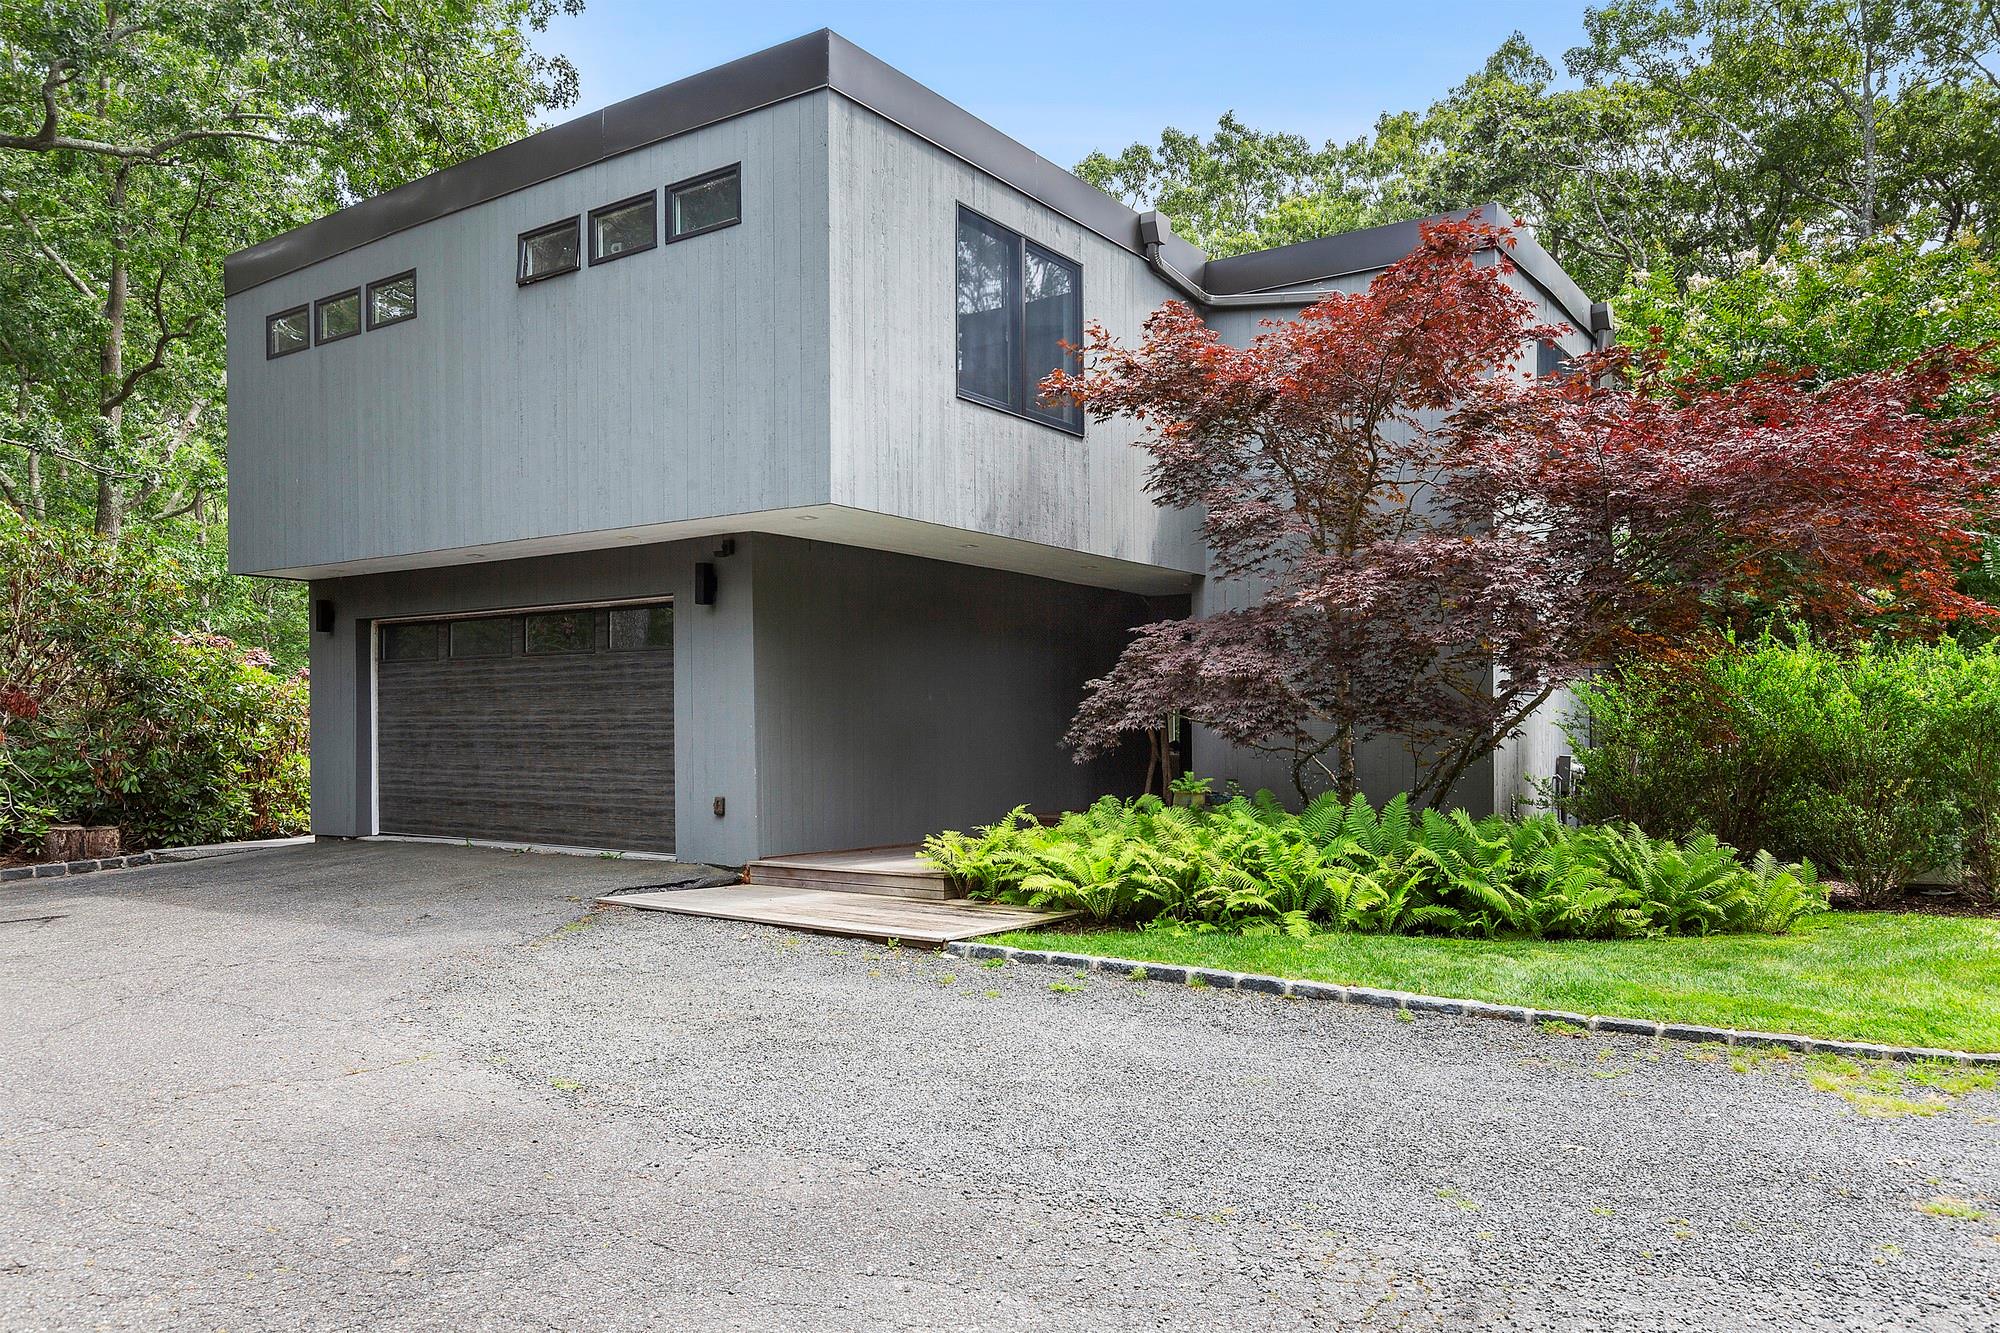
left=922, top=790, right=1824, bottom=941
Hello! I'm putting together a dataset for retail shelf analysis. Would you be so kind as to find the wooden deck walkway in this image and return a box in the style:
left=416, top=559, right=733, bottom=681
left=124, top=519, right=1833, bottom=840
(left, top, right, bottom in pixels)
left=597, top=883, right=1077, bottom=947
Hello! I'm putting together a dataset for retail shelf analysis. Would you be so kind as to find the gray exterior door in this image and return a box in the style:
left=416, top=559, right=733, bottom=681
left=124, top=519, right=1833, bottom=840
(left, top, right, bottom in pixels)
left=375, top=602, right=676, bottom=853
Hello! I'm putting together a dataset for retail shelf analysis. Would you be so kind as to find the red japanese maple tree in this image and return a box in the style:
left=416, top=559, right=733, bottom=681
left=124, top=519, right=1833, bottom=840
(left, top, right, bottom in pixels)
left=1049, top=219, right=1999, bottom=805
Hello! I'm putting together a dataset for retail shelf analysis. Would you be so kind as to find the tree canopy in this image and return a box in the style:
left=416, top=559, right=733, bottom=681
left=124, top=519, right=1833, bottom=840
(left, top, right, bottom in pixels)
left=1078, top=1, right=2000, bottom=298
left=1055, top=224, right=1999, bottom=804
left=1, top=1, right=584, bottom=664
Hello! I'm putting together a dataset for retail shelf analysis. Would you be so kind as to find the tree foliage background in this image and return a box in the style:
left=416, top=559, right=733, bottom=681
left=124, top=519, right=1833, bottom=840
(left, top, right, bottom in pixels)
left=0, top=0, right=585, bottom=669
left=0, top=1, right=583, bottom=849
left=5, top=1, right=1999, bottom=845
left=1073, top=0, right=2000, bottom=829
left=1079, top=0, right=2000, bottom=304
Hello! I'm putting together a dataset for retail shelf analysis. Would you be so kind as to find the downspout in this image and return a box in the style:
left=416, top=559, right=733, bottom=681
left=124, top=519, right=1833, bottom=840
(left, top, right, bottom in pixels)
left=1589, top=301, right=1616, bottom=351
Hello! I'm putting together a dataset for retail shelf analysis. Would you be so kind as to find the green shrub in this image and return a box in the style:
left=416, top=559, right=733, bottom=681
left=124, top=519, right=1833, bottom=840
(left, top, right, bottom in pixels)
left=1571, top=634, right=1990, bottom=898
left=0, top=521, right=310, bottom=851
left=1926, top=641, right=2000, bottom=897
left=920, top=792, right=1824, bottom=940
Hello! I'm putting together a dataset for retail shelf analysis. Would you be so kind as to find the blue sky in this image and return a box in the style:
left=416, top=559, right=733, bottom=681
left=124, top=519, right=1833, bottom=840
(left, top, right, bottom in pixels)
left=538, top=2, right=1593, bottom=171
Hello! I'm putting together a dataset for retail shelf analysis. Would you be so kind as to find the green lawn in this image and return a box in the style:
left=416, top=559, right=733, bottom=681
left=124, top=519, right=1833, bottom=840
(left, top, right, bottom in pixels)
left=993, top=912, right=2000, bottom=1052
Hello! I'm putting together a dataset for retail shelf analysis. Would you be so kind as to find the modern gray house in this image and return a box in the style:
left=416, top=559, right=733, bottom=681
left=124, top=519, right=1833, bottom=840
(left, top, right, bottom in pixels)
left=224, top=30, right=1604, bottom=867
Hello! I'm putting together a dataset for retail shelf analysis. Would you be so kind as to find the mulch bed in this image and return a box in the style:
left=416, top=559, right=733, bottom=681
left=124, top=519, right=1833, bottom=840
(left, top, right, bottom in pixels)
left=1826, top=881, right=2000, bottom=919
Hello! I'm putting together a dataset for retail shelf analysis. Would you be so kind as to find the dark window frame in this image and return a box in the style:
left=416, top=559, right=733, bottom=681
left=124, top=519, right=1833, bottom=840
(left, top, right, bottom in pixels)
left=952, top=204, right=1084, bottom=438
left=587, top=191, right=658, bottom=266
left=313, top=288, right=361, bottom=346
left=666, top=164, right=742, bottom=244
left=265, top=304, right=311, bottom=359
left=365, top=270, right=417, bottom=330
left=517, top=217, right=582, bottom=286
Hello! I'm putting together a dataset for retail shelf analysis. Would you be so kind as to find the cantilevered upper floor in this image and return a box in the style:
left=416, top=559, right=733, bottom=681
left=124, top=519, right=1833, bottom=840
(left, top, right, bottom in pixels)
left=224, top=30, right=1603, bottom=594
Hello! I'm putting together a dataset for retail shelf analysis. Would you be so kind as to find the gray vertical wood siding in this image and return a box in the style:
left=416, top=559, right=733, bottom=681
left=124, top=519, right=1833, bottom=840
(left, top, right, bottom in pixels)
left=750, top=536, right=1156, bottom=853
left=824, top=96, right=1204, bottom=579
left=308, top=539, right=762, bottom=866
left=229, top=95, right=834, bottom=577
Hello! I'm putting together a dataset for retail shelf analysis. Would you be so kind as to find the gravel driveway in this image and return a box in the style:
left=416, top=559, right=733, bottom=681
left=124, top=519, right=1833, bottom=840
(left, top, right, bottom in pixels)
left=2, top=841, right=1995, bottom=1330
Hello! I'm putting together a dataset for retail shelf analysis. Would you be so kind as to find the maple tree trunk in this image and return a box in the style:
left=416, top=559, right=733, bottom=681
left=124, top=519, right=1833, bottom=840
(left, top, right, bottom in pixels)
left=1335, top=668, right=1357, bottom=799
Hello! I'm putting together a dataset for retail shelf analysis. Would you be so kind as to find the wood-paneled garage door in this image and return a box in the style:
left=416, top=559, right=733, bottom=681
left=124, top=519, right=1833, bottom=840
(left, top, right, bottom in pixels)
left=375, top=601, right=676, bottom=853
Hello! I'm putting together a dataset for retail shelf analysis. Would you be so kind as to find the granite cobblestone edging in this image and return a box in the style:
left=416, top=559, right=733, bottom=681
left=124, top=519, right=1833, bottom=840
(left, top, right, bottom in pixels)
left=944, top=940, right=2000, bottom=1069
left=1, top=852, right=157, bottom=883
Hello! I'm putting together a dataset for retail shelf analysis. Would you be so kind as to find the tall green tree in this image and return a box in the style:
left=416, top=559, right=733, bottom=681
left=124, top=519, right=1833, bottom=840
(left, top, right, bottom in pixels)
left=1615, top=228, right=2000, bottom=385
left=1570, top=0, right=2000, bottom=254
left=1082, top=2, right=2000, bottom=299
left=0, top=0, right=584, bottom=540
left=1075, top=112, right=1384, bottom=258
left=1363, top=35, right=1695, bottom=298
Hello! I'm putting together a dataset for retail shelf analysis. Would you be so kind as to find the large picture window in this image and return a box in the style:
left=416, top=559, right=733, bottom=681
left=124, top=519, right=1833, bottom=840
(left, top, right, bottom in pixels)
left=954, top=207, right=1082, bottom=434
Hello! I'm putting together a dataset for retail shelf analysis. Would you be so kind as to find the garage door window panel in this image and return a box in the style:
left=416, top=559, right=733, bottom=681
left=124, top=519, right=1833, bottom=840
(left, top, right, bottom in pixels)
left=608, top=604, right=673, bottom=651
left=450, top=617, right=518, bottom=658
left=527, top=610, right=595, bottom=655
left=381, top=622, right=440, bottom=661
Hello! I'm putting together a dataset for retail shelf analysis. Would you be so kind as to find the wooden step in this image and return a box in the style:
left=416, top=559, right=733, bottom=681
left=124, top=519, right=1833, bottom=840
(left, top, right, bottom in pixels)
left=746, top=868, right=958, bottom=901
left=742, top=846, right=960, bottom=902
left=600, top=884, right=1075, bottom=946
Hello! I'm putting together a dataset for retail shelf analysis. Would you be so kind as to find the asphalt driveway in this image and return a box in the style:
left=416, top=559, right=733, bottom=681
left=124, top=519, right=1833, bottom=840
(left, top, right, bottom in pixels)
left=2, top=842, right=1995, bottom=1331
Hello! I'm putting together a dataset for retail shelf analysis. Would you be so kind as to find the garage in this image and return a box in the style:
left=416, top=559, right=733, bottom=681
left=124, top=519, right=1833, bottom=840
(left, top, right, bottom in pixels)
left=374, top=600, right=676, bottom=853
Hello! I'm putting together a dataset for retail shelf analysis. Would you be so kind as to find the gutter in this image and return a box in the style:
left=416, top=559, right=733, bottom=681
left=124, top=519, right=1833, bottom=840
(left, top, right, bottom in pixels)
left=1141, top=208, right=1617, bottom=347
left=1138, top=212, right=1345, bottom=308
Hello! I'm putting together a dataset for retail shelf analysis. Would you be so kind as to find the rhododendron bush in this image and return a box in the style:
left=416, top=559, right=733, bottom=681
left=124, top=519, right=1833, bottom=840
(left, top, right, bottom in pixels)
left=1048, top=219, right=2000, bottom=804
left=0, top=520, right=308, bottom=851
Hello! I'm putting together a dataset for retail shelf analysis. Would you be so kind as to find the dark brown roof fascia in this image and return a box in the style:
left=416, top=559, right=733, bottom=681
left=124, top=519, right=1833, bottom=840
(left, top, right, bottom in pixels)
left=223, top=32, right=1596, bottom=330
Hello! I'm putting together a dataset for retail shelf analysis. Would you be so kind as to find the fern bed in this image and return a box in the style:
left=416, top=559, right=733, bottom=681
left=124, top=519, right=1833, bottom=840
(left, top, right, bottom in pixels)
left=923, top=792, right=1826, bottom=940
left=991, top=913, right=2000, bottom=1052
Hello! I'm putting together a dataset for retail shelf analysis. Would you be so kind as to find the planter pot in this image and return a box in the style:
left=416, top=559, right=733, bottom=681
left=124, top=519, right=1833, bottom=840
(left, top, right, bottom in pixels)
left=1170, top=793, right=1207, bottom=809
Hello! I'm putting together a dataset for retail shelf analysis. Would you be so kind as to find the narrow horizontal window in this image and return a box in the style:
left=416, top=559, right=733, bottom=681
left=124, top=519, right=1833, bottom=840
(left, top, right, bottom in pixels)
left=449, top=617, right=517, bottom=658
left=589, top=193, right=657, bottom=265
left=526, top=610, right=594, bottom=655
left=668, top=166, right=740, bottom=241
left=315, top=289, right=360, bottom=345
left=266, top=305, right=310, bottom=358
left=380, top=622, right=440, bottom=662
left=954, top=206, right=1083, bottom=435
left=366, top=271, right=416, bottom=329
left=518, top=218, right=581, bottom=285
left=608, top=604, right=673, bottom=651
